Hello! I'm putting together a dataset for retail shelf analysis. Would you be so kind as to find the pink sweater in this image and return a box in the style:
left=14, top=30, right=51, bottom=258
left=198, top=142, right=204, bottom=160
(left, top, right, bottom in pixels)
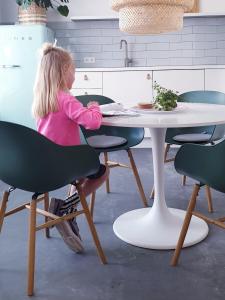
left=37, top=91, right=102, bottom=146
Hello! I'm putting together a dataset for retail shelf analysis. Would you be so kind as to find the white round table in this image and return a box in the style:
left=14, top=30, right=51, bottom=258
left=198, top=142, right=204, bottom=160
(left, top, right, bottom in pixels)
left=102, top=103, right=225, bottom=250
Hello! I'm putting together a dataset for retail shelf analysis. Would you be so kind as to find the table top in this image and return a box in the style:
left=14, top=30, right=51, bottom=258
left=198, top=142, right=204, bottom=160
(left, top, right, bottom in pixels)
left=102, top=103, right=225, bottom=128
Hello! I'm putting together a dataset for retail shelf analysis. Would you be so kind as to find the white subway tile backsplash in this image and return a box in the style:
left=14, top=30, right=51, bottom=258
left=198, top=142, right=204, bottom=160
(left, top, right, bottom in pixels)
left=217, top=56, right=225, bottom=64
left=169, top=42, right=192, bottom=50
left=193, top=57, right=217, bottom=65
left=193, top=25, right=217, bottom=34
left=205, top=48, right=225, bottom=57
left=147, top=43, right=170, bottom=50
left=182, top=49, right=205, bottom=57
left=193, top=41, right=216, bottom=49
left=48, top=16, right=225, bottom=68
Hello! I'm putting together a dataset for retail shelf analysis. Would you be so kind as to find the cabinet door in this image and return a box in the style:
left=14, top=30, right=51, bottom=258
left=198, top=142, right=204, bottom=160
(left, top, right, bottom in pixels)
left=153, top=70, right=205, bottom=95
left=205, top=69, right=225, bottom=93
left=103, top=71, right=153, bottom=108
left=73, top=72, right=102, bottom=89
left=71, top=88, right=102, bottom=96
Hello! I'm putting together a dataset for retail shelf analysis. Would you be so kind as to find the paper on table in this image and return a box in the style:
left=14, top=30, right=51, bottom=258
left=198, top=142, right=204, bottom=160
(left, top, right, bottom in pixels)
left=100, top=103, right=139, bottom=116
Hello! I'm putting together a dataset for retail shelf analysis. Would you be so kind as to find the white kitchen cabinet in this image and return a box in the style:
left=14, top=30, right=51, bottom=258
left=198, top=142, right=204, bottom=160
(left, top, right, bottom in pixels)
left=153, top=69, right=205, bottom=95
left=73, top=72, right=102, bottom=89
left=71, top=88, right=102, bottom=96
left=103, top=71, right=153, bottom=108
left=205, top=69, right=225, bottom=93
left=103, top=71, right=153, bottom=138
left=72, top=71, right=103, bottom=96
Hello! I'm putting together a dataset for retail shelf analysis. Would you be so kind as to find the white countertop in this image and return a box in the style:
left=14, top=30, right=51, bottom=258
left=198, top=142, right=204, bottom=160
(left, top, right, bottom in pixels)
left=77, top=65, right=225, bottom=72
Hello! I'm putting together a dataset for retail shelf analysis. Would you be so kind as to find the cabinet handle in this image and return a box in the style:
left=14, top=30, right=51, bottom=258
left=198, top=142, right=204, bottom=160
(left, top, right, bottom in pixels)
left=84, top=92, right=88, bottom=95
left=146, top=73, right=151, bottom=80
left=84, top=74, right=88, bottom=81
left=0, top=65, right=21, bottom=68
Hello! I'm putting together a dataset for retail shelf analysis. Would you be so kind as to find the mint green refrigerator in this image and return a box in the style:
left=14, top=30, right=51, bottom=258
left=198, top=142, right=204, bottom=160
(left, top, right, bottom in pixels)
left=0, top=25, right=54, bottom=128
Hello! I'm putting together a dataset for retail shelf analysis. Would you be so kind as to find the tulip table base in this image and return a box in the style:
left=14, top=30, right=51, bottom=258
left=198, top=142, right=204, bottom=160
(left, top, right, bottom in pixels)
left=113, top=207, right=209, bottom=249
left=113, top=126, right=208, bottom=250
left=102, top=104, right=225, bottom=250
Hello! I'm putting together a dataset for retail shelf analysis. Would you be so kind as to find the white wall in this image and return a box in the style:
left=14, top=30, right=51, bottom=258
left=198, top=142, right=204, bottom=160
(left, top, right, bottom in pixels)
left=0, top=0, right=117, bottom=23
left=0, top=0, right=17, bottom=24
left=48, top=0, right=117, bottom=21
left=0, top=1, right=2, bottom=23
left=1, top=0, right=225, bottom=24
left=199, top=0, right=225, bottom=13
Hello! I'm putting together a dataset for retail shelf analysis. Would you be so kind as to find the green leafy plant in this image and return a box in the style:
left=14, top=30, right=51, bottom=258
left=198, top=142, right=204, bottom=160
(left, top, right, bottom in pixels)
left=16, top=0, right=70, bottom=17
left=153, top=81, right=179, bottom=111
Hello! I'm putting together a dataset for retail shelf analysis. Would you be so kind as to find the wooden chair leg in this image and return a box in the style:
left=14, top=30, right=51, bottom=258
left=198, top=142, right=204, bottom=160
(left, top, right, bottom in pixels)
left=76, top=184, right=107, bottom=264
left=164, top=143, right=171, bottom=162
left=127, top=149, right=148, bottom=207
left=27, top=198, right=37, bottom=296
left=171, top=184, right=200, bottom=267
left=0, top=191, right=9, bottom=233
left=44, top=193, right=50, bottom=238
left=89, top=191, right=96, bottom=218
left=150, top=144, right=170, bottom=199
left=182, top=175, right=187, bottom=186
left=205, top=185, right=213, bottom=213
left=150, top=186, right=155, bottom=199
left=103, top=152, right=110, bottom=193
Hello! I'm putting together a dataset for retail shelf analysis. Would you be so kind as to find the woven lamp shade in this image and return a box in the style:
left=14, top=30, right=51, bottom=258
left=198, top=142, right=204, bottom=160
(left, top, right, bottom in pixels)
left=18, top=2, right=47, bottom=24
left=110, top=0, right=194, bottom=34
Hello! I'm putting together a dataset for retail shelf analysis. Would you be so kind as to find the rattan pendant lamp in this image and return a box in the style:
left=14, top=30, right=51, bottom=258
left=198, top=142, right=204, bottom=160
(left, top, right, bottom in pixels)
left=110, top=0, right=194, bottom=34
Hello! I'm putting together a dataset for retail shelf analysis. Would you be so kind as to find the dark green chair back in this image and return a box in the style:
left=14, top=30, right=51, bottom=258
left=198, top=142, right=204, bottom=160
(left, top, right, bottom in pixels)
left=165, top=90, right=225, bottom=144
left=0, top=121, right=100, bottom=193
left=76, top=95, right=145, bottom=151
left=175, top=139, right=225, bottom=193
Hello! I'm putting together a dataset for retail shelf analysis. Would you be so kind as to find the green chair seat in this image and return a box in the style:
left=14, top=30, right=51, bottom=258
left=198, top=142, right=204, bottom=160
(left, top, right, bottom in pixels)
left=87, top=135, right=127, bottom=149
left=173, top=133, right=212, bottom=143
left=166, top=90, right=225, bottom=145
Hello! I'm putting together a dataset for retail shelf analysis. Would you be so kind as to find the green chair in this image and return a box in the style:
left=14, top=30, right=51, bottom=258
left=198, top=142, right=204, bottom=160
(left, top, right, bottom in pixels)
left=152, top=90, right=225, bottom=212
left=171, top=139, right=225, bottom=266
left=0, top=121, right=106, bottom=296
left=76, top=95, right=148, bottom=217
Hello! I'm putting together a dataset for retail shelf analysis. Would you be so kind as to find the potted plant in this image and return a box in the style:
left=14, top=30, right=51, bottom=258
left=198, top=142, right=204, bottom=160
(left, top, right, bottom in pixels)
left=16, top=0, right=70, bottom=24
left=153, top=82, right=179, bottom=111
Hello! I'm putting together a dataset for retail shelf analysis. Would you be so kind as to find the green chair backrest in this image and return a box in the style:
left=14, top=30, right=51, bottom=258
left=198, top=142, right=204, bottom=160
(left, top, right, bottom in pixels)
left=0, top=121, right=100, bottom=193
left=175, top=139, right=225, bottom=193
left=166, top=90, right=225, bottom=144
left=76, top=95, right=144, bottom=149
left=178, top=90, right=225, bottom=105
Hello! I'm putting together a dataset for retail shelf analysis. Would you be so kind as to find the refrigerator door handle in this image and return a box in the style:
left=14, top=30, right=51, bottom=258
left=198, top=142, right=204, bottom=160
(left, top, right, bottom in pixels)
left=0, top=65, right=21, bottom=68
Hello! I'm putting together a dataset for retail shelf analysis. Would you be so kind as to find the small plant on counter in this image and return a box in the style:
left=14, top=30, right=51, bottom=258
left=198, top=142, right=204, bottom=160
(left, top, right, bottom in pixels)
left=153, top=81, right=179, bottom=111
left=16, top=0, right=70, bottom=17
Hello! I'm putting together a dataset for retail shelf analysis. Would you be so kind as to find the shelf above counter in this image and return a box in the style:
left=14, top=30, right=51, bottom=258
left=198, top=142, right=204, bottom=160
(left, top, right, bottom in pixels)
left=71, top=12, right=225, bottom=21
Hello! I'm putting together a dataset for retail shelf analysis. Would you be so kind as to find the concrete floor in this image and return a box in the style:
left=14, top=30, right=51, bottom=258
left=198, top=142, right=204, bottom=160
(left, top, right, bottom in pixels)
left=0, top=148, right=225, bottom=300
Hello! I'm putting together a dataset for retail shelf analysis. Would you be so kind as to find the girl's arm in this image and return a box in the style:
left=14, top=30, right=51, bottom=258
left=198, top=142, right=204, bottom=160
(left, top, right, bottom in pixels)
left=62, top=94, right=102, bottom=129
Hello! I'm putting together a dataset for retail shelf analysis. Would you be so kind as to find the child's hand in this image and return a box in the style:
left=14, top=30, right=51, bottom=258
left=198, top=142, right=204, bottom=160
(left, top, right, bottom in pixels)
left=87, top=101, right=99, bottom=107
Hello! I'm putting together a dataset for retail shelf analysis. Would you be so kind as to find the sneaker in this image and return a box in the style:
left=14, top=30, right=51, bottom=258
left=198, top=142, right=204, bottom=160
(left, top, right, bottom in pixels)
left=49, top=197, right=84, bottom=253
left=50, top=193, right=81, bottom=238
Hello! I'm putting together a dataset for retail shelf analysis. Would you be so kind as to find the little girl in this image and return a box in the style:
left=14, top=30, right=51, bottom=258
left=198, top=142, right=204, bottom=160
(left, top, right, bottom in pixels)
left=32, top=43, right=109, bottom=196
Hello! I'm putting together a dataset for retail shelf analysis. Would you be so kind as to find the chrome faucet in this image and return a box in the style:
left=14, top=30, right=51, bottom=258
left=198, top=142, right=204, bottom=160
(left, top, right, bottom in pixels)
left=120, top=39, right=132, bottom=67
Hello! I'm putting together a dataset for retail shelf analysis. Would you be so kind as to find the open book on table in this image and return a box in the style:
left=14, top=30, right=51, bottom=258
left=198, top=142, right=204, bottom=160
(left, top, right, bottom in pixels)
left=100, top=103, right=139, bottom=116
